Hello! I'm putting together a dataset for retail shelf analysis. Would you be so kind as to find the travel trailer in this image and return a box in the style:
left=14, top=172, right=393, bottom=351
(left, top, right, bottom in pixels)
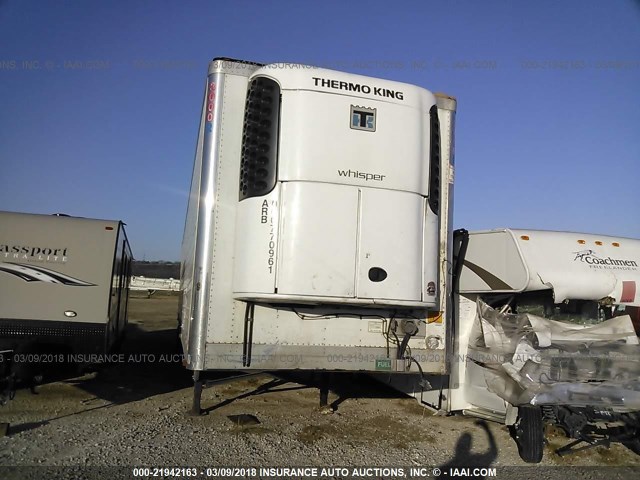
left=0, top=211, right=133, bottom=398
left=179, top=58, right=456, bottom=411
left=386, top=228, right=640, bottom=462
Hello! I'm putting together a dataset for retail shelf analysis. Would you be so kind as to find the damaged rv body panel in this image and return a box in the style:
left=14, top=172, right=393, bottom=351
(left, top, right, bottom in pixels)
left=385, top=229, right=640, bottom=426
left=465, top=300, right=640, bottom=410
left=451, top=229, right=640, bottom=414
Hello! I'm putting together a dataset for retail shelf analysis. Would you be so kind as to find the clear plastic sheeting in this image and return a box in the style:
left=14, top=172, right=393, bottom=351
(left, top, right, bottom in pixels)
left=468, top=300, right=640, bottom=409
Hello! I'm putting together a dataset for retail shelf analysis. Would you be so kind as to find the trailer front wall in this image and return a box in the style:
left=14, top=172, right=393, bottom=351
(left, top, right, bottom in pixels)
left=181, top=60, right=454, bottom=375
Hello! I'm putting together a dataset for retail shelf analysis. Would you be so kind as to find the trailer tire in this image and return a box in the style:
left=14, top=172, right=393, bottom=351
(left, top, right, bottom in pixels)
left=514, top=406, right=544, bottom=463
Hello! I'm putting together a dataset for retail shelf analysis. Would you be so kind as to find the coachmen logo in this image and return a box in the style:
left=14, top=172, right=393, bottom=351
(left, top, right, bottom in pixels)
left=572, top=249, right=638, bottom=270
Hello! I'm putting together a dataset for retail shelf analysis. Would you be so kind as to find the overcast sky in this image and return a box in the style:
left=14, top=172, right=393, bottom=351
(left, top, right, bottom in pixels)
left=1, top=0, right=638, bottom=260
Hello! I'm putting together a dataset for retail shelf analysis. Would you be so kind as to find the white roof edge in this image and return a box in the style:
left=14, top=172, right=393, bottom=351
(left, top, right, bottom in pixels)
left=471, top=228, right=639, bottom=243
left=466, top=228, right=640, bottom=306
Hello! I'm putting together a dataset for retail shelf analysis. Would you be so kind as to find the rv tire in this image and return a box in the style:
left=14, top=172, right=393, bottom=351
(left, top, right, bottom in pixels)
left=514, top=405, right=544, bottom=463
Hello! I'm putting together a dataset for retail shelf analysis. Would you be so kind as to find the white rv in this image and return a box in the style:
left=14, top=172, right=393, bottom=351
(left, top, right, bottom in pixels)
left=0, top=211, right=133, bottom=396
left=179, top=58, right=456, bottom=410
left=390, top=228, right=640, bottom=462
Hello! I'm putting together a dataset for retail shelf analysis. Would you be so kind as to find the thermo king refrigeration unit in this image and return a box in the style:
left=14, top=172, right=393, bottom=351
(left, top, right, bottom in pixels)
left=179, top=58, right=457, bottom=406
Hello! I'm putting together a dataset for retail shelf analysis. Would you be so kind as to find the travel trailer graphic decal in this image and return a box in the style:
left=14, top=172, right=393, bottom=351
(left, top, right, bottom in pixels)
left=0, top=262, right=96, bottom=286
left=462, top=260, right=512, bottom=290
left=572, top=250, right=638, bottom=271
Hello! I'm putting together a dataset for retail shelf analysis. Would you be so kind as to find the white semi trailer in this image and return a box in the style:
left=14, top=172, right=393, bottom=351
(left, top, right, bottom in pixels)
left=179, top=58, right=456, bottom=411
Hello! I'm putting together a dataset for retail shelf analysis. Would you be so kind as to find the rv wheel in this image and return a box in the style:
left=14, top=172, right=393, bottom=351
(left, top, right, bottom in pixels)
left=514, top=405, right=544, bottom=463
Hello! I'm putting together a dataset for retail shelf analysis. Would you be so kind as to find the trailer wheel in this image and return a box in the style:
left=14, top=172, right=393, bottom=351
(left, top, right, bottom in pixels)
left=514, top=405, right=544, bottom=463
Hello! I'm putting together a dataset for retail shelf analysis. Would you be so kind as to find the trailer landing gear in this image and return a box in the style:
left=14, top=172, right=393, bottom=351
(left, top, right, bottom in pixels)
left=318, top=373, right=333, bottom=414
left=189, top=371, right=267, bottom=416
left=189, top=371, right=203, bottom=416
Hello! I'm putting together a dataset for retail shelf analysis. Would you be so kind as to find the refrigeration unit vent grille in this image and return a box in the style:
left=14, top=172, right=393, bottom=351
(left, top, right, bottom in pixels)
left=240, top=77, right=280, bottom=200
left=428, top=105, right=441, bottom=215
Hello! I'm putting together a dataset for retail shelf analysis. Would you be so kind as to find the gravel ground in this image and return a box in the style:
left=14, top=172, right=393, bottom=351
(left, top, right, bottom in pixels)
left=1, top=293, right=639, bottom=479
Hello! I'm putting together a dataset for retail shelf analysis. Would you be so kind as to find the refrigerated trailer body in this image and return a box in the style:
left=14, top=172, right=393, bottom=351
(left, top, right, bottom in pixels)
left=179, top=58, right=456, bottom=381
left=0, top=211, right=133, bottom=383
